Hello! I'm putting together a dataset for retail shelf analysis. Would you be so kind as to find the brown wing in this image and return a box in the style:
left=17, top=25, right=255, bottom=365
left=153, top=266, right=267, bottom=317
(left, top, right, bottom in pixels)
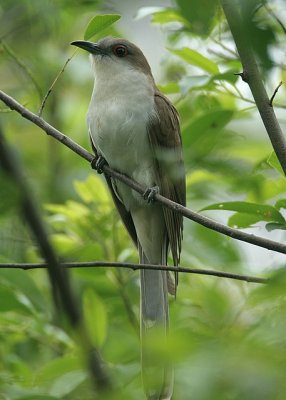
left=89, top=133, right=138, bottom=247
left=148, top=90, right=186, bottom=267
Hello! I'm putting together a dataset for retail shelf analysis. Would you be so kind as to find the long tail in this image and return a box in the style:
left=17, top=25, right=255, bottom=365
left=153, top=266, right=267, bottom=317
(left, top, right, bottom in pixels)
left=139, top=245, right=173, bottom=400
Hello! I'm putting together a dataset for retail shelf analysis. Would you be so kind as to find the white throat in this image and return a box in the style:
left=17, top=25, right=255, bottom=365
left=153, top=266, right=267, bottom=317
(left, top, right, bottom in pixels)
left=90, top=54, right=154, bottom=105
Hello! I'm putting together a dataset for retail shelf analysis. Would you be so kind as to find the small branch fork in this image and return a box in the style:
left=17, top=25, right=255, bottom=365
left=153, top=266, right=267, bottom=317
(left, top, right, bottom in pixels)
left=1, top=89, right=286, bottom=261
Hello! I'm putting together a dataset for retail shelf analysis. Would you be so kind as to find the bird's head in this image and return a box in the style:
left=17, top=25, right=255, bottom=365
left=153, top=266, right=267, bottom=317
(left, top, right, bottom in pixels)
left=71, top=36, right=153, bottom=79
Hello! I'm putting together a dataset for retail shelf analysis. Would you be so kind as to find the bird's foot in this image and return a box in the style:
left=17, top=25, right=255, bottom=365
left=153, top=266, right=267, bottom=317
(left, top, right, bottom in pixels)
left=143, top=185, right=159, bottom=203
left=91, top=155, right=107, bottom=174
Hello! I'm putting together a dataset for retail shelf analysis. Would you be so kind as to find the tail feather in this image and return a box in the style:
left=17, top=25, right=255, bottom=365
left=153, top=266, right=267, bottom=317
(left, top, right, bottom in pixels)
left=139, top=245, right=173, bottom=400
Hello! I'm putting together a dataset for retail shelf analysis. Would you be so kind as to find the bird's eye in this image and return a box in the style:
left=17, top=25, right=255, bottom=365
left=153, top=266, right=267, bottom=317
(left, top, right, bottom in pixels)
left=112, top=45, right=128, bottom=57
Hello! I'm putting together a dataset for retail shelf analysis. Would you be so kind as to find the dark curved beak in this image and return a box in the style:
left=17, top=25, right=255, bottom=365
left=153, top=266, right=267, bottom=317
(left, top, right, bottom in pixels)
left=71, top=40, right=105, bottom=55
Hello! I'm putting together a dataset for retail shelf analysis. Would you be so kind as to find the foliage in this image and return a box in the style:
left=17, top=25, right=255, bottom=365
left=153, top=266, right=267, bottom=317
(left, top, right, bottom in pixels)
left=84, top=14, right=121, bottom=41
left=1, top=0, right=286, bottom=398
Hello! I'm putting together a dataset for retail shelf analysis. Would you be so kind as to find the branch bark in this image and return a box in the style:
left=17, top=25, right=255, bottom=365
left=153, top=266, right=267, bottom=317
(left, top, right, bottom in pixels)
left=0, top=261, right=268, bottom=284
left=220, top=0, right=286, bottom=175
left=1, top=90, right=286, bottom=256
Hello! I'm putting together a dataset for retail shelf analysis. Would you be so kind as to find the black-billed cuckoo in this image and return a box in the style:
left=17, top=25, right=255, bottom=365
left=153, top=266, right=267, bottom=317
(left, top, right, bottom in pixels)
left=71, top=37, right=186, bottom=400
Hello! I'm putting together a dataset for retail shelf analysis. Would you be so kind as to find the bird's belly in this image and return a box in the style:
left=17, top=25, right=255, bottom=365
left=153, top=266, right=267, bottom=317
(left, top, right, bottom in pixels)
left=88, top=107, right=156, bottom=209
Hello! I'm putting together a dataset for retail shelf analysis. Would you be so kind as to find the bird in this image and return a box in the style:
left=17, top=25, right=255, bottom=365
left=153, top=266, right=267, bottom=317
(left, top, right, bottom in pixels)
left=71, top=36, right=186, bottom=399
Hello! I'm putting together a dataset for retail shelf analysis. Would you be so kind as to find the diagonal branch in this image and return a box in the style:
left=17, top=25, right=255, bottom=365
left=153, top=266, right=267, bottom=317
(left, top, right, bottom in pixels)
left=220, top=0, right=286, bottom=175
left=1, top=89, right=286, bottom=257
left=0, top=261, right=268, bottom=284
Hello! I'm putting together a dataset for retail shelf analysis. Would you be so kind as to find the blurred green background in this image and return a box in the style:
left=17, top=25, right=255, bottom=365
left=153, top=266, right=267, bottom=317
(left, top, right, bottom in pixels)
left=1, top=0, right=286, bottom=399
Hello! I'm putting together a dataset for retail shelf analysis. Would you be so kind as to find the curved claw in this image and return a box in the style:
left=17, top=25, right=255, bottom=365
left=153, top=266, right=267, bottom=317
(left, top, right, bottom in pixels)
left=91, top=155, right=107, bottom=174
left=143, top=185, right=159, bottom=203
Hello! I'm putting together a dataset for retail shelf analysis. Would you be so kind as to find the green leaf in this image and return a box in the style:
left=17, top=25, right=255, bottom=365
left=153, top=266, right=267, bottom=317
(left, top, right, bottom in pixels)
left=201, top=201, right=285, bottom=224
left=83, top=288, right=107, bottom=348
left=275, top=199, right=286, bottom=210
left=179, top=75, right=212, bottom=94
left=0, top=269, right=46, bottom=312
left=45, top=201, right=88, bottom=219
left=267, top=151, right=284, bottom=176
left=212, top=70, right=239, bottom=84
left=135, top=7, right=189, bottom=25
left=183, top=109, right=233, bottom=148
left=186, top=222, right=241, bottom=267
left=74, top=174, right=110, bottom=205
left=241, top=0, right=275, bottom=71
left=266, top=222, right=286, bottom=232
left=151, top=9, right=189, bottom=25
left=35, top=355, right=81, bottom=386
left=177, top=0, right=219, bottom=36
left=84, top=14, right=121, bottom=41
left=50, top=233, right=79, bottom=255
left=228, top=212, right=265, bottom=228
left=157, top=82, right=180, bottom=94
left=50, top=371, right=87, bottom=397
left=169, top=48, right=219, bottom=74
left=0, top=286, right=29, bottom=312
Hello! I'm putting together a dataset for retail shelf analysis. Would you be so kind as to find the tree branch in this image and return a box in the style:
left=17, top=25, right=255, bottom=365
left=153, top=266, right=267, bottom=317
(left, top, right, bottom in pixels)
left=1, top=90, right=286, bottom=257
left=220, top=0, right=286, bottom=175
left=0, top=261, right=268, bottom=284
left=0, top=127, right=111, bottom=391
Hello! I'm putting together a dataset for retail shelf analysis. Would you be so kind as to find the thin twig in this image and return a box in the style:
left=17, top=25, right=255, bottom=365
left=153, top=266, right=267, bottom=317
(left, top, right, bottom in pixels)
left=217, top=85, right=286, bottom=110
left=38, top=51, right=77, bottom=117
left=0, top=261, right=268, bottom=284
left=1, top=90, right=286, bottom=256
left=208, top=48, right=237, bottom=61
left=269, top=81, right=284, bottom=106
left=212, top=38, right=238, bottom=57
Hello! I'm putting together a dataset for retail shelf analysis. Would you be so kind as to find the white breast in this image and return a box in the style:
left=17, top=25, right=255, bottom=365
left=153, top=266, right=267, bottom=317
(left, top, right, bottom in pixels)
left=87, top=63, right=158, bottom=209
